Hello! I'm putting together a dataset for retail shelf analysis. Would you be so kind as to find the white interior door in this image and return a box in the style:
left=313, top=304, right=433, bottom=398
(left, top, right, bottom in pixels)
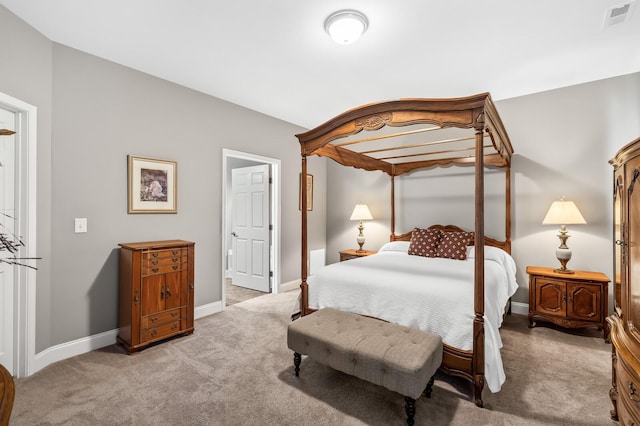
left=231, top=164, right=271, bottom=292
left=0, top=108, right=16, bottom=373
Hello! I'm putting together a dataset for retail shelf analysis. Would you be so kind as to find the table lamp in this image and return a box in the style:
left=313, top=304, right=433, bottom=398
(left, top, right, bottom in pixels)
left=542, top=197, right=586, bottom=274
left=350, top=204, right=373, bottom=252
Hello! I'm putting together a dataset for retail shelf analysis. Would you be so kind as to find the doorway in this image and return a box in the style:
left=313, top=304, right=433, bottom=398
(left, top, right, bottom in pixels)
left=0, top=91, right=37, bottom=378
left=222, top=149, right=281, bottom=308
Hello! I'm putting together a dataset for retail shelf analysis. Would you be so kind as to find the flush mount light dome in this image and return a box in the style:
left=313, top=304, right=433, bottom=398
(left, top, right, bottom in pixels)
left=324, top=10, right=369, bottom=44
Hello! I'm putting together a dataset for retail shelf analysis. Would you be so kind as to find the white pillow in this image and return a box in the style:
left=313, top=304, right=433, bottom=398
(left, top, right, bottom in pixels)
left=378, top=241, right=411, bottom=252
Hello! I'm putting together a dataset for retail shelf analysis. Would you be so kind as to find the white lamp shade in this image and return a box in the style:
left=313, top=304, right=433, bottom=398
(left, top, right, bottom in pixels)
left=542, top=199, right=586, bottom=225
left=350, top=204, right=373, bottom=221
left=325, top=10, right=368, bottom=44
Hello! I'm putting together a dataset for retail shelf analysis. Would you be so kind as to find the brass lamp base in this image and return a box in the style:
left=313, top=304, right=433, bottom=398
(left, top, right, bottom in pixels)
left=356, top=220, right=366, bottom=252
left=554, top=236, right=574, bottom=274
left=553, top=267, right=575, bottom=274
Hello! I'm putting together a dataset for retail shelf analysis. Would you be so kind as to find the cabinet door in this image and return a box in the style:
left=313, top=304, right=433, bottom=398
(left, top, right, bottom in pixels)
left=141, top=275, right=165, bottom=316
left=567, top=282, right=601, bottom=322
left=534, top=278, right=566, bottom=317
left=614, top=168, right=624, bottom=313
left=627, top=158, right=640, bottom=340
left=163, top=271, right=183, bottom=310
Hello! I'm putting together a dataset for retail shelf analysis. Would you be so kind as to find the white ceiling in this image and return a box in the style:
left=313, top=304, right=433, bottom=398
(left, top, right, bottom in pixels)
left=2, top=0, right=639, bottom=129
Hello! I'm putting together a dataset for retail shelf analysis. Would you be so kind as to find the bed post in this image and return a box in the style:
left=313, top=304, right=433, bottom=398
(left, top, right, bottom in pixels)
left=390, top=175, right=395, bottom=239
left=473, top=125, right=486, bottom=408
left=505, top=165, right=512, bottom=253
left=300, top=155, right=309, bottom=316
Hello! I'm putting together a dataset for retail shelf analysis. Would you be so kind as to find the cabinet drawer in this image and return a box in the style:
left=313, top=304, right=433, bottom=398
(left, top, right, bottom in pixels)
left=141, top=307, right=184, bottom=329
left=141, top=320, right=183, bottom=343
left=616, top=355, right=640, bottom=421
left=143, top=248, right=185, bottom=260
left=142, top=254, right=186, bottom=275
left=618, top=392, right=640, bottom=426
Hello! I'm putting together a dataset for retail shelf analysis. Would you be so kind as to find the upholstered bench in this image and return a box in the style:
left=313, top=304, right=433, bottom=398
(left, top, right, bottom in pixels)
left=287, top=307, right=443, bottom=425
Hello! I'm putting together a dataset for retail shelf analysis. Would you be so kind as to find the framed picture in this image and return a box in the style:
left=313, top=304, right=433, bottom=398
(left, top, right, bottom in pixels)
left=299, top=173, right=313, bottom=211
left=128, top=155, right=177, bottom=214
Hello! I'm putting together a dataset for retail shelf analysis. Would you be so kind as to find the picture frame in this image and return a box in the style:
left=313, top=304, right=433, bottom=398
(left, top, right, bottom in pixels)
left=299, top=173, right=313, bottom=211
left=128, top=155, right=177, bottom=214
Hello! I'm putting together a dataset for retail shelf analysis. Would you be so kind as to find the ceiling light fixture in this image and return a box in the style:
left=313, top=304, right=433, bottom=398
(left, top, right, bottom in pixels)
left=324, top=10, right=368, bottom=45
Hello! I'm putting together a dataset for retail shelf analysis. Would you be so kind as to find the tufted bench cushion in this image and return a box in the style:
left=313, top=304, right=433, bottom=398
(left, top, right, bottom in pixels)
left=287, top=307, right=443, bottom=401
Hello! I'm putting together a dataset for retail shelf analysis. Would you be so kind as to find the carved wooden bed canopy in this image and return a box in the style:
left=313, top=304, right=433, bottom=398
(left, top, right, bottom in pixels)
left=295, top=93, right=513, bottom=406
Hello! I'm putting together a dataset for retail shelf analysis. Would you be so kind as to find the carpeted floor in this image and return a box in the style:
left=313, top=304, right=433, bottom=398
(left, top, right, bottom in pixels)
left=225, top=278, right=266, bottom=306
left=11, top=290, right=616, bottom=425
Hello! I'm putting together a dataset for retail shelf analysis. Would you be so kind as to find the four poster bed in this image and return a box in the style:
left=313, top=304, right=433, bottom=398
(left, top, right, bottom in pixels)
left=295, top=93, right=515, bottom=407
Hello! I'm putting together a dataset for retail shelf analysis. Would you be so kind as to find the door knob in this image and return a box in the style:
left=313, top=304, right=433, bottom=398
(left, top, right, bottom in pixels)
left=231, top=232, right=238, bottom=237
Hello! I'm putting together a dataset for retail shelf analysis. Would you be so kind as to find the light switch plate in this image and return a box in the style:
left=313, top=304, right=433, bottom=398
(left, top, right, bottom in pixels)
left=74, top=218, right=87, bottom=233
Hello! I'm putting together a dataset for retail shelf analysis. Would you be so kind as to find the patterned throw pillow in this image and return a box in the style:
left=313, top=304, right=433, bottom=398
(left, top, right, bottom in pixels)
left=436, top=231, right=473, bottom=260
left=408, top=228, right=441, bottom=258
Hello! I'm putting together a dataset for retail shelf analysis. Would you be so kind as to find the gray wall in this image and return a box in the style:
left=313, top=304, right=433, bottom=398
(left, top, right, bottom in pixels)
left=1, top=5, right=326, bottom=351
left=326, top=72, right=640, bottom=312
left=0, top=5, right=54, bottom=352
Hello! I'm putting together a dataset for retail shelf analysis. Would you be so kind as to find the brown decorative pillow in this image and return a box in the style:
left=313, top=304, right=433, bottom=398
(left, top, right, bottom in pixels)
left=436, top=231, right=473, bottom=260
left=408, top=228, right=441, bottom=258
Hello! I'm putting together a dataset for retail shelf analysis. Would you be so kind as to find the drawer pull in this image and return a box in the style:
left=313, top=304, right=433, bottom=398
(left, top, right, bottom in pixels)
left=150, top=329, right=157, bottom=337
left=150, top=316, right=158, bottom=323
left=172, top=265, right=178, bottom=270
left=172, top=250, right=179, bottom=255
left=171, top=312, right=178, bottom=318
left=134, top=291, right=139, bottom=302
left=152, top=259, right=158, bottom=265
left=152, top=267, right=159, bottom=273
left=171, top=324, right=178, bottom=331
left=629, top=382, right=640, bottom=402
left=152, top=252, right=159, bottom=258
left=172, top=257, right=179, bottom=263
left=165, top=288, right=172, bottom=298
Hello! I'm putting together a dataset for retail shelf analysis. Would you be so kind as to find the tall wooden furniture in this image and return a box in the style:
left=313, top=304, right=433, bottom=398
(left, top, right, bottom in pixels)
left=608, top=136, right=640, bottom=423
left=0, top=363, right=14, bottom=426
left=527, top=266, right=609, bottom=341
left=118, top=240, right=195, bottom=353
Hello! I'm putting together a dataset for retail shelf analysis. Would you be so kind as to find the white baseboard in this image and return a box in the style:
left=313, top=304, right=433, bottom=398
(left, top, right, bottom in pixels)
left=31, top=300, right=224, bottom=376
left=195, top=300, right=223, bottom=319
left=32, top=328, right=119, bottom=374
left=511, top=301, right=529, bottom=316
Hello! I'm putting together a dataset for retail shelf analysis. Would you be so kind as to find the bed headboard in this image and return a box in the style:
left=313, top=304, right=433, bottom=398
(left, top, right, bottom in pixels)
left=391, top=224, right=511, bottom=254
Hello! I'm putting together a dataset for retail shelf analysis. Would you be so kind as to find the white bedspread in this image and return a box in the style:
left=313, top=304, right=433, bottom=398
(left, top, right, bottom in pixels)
left=306, top=243, right=518, bottom=393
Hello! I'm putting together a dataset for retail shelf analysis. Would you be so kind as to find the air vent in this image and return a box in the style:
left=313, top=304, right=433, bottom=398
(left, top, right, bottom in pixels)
left=604, top=1, right=636, bottom=27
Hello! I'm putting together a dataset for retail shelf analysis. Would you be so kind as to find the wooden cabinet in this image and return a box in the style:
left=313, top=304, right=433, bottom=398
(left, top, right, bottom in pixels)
left=527, top=266, right=609, bottom=341
left=339, top=249, right=377, bottom=262
left=609, top=136, right=640, bottom=423
left=117, top=240, right=195, bottom=353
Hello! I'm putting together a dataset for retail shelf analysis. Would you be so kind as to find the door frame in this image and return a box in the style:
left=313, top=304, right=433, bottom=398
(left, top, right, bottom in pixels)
left=0, top=91, right=37, bottom=378
left=221, top=149, right=281, bottom=308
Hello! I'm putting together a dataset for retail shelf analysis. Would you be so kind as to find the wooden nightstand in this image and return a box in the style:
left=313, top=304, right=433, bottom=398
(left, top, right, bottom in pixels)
left=339, top=249, right=377, bottom=262
left=527, top=266, right=610, bottom=342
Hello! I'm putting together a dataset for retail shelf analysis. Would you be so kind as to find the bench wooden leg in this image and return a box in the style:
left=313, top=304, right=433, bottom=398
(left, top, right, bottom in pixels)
left=293, top=352, right=301, bottom=377
left=424, top=375, right=435, bottom=398
left=404, top=396, right=416, bottom=426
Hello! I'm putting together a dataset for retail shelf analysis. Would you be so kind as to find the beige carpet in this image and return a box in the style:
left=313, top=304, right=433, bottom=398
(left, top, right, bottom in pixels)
left=11, top=290, right=615, bottom=425
left=225, top=278, right=266, bottom=306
